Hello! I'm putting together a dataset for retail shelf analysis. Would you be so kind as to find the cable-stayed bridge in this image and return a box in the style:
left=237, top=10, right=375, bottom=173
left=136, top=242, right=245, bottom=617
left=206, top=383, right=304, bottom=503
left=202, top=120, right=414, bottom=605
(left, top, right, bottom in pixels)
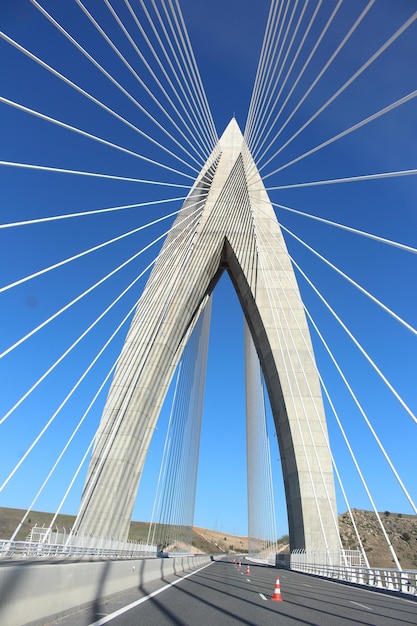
left=1, top=1, right=417, bottom=623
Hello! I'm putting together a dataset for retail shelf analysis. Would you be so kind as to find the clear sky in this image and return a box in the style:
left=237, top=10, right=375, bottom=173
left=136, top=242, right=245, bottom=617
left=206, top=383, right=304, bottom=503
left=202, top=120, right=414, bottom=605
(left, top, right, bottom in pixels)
left=1, top=1, right=416, bottom=539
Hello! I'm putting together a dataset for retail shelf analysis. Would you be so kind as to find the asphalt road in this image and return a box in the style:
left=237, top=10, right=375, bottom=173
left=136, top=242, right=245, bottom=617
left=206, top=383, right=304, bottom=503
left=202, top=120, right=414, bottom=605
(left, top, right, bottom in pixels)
left=43, top=557, right=417, bottom=626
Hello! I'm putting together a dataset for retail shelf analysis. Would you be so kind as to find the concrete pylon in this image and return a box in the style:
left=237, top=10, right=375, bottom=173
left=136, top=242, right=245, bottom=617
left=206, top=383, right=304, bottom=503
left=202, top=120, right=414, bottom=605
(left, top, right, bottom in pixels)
left=75, top=119, right=340, bottom=553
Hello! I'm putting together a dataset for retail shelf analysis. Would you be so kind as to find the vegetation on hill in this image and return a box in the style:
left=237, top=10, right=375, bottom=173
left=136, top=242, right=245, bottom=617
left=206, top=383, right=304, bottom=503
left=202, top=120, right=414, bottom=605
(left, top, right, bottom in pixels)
left=0, top=507, right=77, bottom=542
left=339, top=509, right=417, bottom=569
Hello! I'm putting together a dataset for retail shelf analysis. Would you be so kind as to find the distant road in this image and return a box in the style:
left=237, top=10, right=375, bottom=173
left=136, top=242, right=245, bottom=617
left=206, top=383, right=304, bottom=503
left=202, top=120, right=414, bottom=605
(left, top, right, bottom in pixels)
left=50, top=557, right=417, bottom=625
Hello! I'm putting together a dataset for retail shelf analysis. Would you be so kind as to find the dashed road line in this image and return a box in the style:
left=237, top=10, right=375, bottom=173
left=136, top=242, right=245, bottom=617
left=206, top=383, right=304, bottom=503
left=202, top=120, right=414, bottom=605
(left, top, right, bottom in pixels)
left=350, top=601, right=373, bottom=611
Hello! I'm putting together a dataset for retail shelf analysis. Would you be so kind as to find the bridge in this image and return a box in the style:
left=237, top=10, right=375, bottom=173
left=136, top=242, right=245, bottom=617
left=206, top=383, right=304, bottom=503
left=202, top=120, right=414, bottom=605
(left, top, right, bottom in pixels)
left=1, top=1, right=417, bottom=624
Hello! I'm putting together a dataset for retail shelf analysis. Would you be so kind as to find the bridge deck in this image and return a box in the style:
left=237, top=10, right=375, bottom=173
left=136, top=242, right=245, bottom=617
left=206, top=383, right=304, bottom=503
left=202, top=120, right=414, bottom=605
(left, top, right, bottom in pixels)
left=39, top=558, right=417, bottom=626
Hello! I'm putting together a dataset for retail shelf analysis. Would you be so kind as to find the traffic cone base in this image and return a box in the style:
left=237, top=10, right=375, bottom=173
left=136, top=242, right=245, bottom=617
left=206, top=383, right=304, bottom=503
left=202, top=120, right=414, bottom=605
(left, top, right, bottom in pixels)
left=271, top=576, right=283, bottom=601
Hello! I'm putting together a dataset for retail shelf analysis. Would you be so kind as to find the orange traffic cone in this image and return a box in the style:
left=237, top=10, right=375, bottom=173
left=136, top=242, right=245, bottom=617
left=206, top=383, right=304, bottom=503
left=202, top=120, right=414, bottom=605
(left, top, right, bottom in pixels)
left=271, top=576, right=283, bottom=601
left=245, top=564, right=251, bottom=576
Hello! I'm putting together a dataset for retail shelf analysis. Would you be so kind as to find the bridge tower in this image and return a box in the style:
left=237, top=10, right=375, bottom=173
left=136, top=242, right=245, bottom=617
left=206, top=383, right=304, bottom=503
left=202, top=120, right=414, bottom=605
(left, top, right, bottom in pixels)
left=74, top=119, right=340, bottom=553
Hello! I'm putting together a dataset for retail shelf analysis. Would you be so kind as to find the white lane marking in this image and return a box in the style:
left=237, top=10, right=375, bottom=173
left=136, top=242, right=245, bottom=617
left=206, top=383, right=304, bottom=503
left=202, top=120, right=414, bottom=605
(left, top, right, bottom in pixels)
left=303, top=584, right=312, bottom=587
left=259, top=593, right=267, bottom=601
left=88, top=561, right=214, bottom=625
left=350, top=601, right=373, bottom=611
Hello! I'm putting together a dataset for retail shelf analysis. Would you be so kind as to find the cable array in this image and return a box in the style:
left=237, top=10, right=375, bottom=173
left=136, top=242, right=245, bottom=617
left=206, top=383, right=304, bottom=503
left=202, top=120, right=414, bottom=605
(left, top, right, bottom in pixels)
left=0, top=0, right=416, bottom=572
left=242, top=0, right=416, bottom=565
left=247, top=189, right=416, bottom=567
left=148, top=298, right=212, bottom=552
left=245, top=321, right=278, bottom=562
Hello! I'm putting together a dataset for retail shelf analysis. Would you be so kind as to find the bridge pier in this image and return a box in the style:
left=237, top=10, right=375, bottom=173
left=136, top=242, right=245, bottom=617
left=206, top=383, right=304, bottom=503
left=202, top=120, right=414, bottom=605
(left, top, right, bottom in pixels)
left=75, top=119, right=340, bottom=556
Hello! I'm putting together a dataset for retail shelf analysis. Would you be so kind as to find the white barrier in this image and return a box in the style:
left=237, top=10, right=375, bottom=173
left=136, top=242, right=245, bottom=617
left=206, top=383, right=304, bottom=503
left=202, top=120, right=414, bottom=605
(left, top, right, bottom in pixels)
left=0, top=554, right=211, bottom=625
left=290, top=551, right=417, bottom=596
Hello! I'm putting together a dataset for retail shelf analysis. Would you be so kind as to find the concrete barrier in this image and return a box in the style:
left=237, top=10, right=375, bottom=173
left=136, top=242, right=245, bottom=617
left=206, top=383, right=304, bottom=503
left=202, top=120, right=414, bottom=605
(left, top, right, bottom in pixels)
left=0, top=554, right=211, bottom=625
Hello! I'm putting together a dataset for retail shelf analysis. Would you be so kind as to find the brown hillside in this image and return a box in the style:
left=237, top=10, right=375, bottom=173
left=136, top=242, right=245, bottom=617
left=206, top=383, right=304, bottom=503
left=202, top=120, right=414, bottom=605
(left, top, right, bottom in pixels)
left=339, top=509, right=417, bottom=569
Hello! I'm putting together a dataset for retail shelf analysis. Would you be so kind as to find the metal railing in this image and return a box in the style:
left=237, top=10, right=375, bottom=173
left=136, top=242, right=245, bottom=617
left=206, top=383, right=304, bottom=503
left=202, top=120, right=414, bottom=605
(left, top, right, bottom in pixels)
left=0, top=538, right=157, bottom=559
left=291, top=550, right=417, bottom=596
left=0, top=526, right=157, bottom=560
left=291, top=548, right=365, bottom=567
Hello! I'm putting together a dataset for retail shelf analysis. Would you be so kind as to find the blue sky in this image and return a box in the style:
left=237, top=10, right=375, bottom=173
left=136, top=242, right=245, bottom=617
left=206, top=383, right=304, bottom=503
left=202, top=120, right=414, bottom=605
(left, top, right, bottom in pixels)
left=1, top=1, right=416, bottom=539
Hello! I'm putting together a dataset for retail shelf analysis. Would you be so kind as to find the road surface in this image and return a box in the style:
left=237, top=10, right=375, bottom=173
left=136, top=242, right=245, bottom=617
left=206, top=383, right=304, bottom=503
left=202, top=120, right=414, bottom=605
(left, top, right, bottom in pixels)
left=42, top=557, right=417, bottom=625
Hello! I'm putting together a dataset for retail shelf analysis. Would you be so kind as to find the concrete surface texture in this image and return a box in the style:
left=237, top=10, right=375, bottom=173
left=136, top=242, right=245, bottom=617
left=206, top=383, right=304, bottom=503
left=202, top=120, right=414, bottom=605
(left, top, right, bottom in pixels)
left=75, top=119, right=340, bottom=555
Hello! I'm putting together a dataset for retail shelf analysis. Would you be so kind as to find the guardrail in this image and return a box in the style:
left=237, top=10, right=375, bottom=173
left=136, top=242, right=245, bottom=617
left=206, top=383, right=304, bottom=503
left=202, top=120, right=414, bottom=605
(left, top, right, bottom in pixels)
left=291, top=556, right=417, bottom=596
left=0, top=538, right=156, bottom=559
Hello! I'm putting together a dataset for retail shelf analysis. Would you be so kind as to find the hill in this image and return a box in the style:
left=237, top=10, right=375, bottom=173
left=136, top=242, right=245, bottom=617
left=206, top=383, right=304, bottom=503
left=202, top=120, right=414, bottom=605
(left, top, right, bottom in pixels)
left=0, top=507, right=247, bottom=553
left=1, top=507, right=416, bottom=568
left=339, top=509, right=417, bottom=569
left=0, top=507, right=289, bottom=555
